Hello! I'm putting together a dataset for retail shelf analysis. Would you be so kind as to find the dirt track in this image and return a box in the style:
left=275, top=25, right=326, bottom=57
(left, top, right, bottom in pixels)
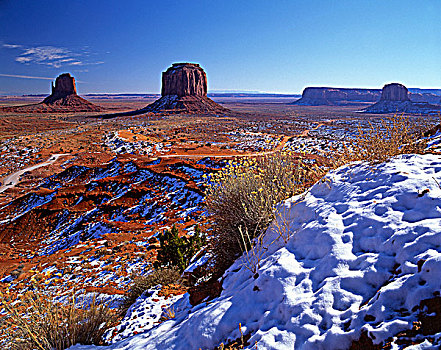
left=0, top=153, right=69, bottom=194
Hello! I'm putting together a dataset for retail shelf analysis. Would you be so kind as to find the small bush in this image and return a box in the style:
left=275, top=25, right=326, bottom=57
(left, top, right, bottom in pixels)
left=206, top=152, right=319, bottom=273
left=119, top=267, right=181, bottom=316
left=155, top=224, right=206, bottom=271
left=339, top=114, right=433, bottom=165
left=1, top=291, right=118, bottom=350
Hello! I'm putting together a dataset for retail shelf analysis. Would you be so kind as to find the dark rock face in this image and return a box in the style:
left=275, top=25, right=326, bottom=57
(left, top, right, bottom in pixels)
left=380, top=83, right=410, bottom=102
left=53, top=73, right=77, bottom=97
left=293, top=87, right=381, bottom=106
left=145, top=63, right=228, bottom=114
left=364, top=83, right=441, bottom=114
left=161, top=63, right=207, bottom=97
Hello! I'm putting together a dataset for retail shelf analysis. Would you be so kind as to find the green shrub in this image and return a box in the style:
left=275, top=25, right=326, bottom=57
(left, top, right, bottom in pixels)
left=155, top=224, right=206, bottom=272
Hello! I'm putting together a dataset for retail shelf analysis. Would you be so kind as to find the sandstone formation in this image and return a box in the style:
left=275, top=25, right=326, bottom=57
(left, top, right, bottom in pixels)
left=292, top=86, right=441, bottom=107
left=364, top=83, right=441, bottom=114
left=1, top=73, right=102, bottom=113
left=145, top=63, right=228, bottom=114
left=161, top=63, right=207, bottom=97
left=43, top=73, right=77, bottom=103
left=380, top=83, right=410, bottom=102
left=292, top=87, right=381, bottom=106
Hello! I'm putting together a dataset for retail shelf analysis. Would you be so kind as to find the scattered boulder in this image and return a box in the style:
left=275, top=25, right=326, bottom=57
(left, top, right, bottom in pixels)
left=1, top=73, right=102, bottom=113
left=363, top=83, right=441, bottom=114
left=145, top=63, right=229, bottom=114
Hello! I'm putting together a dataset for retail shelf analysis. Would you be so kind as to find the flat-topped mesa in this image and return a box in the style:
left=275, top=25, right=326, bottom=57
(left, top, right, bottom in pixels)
left=161, top=63, right=207, bottom=97
left=292, top=87, right=381, bottom=106
left=144, top=62, right=229, bottom=114
left=380, top=83, right=410, bottom=102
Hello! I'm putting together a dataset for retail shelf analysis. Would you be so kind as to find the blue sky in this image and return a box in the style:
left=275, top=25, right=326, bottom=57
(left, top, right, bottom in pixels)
left=0, top=0, right=440, bottom=94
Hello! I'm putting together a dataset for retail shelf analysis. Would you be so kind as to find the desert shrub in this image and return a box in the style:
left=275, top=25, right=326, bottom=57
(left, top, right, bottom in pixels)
left=155, top=224, right=206, bottom=271
left=339, top=114, right=434, bottom=165
left=119, top=267, right=181, bottom=315
left=206, top=115, right=434, bottom=275
left=206, top=152, right=320, bottom=272
left=1, top=290, right=118, bottom=350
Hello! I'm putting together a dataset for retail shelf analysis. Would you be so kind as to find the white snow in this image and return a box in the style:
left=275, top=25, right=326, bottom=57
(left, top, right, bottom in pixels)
left=70, top=153, right=441, bottom=349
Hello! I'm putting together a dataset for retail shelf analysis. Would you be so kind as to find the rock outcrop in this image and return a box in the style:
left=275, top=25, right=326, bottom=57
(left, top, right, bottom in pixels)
left=364, top=83, right=441, bottom=114
left=145, top=63, right=228, bottom=114
left=1, top=73, right=102, bottom=113
left=292, top=87, right=381, bottom=106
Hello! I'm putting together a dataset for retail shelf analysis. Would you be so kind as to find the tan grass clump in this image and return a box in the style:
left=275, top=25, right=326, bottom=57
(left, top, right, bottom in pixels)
left=119, top=267, right=181, bottom=316
left=0, top=290, right=118, bottom=350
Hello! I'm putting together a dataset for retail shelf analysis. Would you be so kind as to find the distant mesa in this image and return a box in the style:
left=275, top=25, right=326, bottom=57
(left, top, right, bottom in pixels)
left=363, top=83, right=441, bottom=114
left=1, top=73, right=102, bottom=113
left=144, top=63, right=229, bottom=114
left=292, top=87, right=381, bottom=106
left=292, top=85, right=441, bottom=109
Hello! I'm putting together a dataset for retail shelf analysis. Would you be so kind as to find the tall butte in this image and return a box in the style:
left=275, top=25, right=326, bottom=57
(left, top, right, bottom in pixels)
left=145, top=63, right=229, bottom=114
left=1, top=73, right=102, bottom=113
left=364, top=83, right=440, bottom=114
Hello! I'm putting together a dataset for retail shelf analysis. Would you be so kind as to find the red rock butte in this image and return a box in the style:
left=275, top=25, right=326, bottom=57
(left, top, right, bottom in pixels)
left=1, top=73, right=102, bottom=113
left=161, top=63, right=207, bottom=97
left=145, top=63, right=229, bottom=114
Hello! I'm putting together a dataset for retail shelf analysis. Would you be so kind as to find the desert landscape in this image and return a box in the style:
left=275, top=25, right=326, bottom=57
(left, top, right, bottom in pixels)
left=1, top=1, right=441, bottom=349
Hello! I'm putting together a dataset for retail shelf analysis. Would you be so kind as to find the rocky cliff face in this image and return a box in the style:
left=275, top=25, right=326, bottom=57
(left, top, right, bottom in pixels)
left=145, top=63, right=228, bottom=114
left=293, top=87, right=381, bottom=106
left=380, top=83, right=410, bottom=102
left=51, top=73, right=77, bottom=98
left=161, top=63, right=207, bottom=97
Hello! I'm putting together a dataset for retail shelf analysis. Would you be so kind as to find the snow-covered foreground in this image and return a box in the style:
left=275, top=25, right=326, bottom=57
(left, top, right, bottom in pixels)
left=72, top=153, right=441, bottom=350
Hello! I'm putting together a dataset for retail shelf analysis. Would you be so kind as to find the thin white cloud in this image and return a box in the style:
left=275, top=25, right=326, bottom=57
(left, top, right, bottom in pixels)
left=4, top=44, right=104, bottom=68
left=0, top=73, right=54, bottom=80
left=3, top=44, right=22, bottom=49
left=0, top=73, right=85, bottom=83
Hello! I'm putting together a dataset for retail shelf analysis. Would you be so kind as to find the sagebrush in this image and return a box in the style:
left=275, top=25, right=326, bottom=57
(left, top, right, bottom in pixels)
left=206, top=151, right=323, bottom=272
